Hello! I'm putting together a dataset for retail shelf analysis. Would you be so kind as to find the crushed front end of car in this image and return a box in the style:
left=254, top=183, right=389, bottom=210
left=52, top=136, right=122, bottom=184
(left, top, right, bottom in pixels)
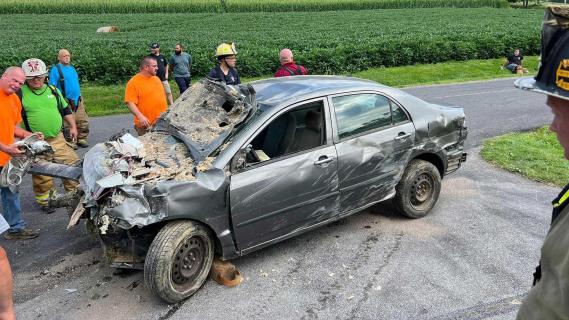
left=63, top=79, right=257, bottom=268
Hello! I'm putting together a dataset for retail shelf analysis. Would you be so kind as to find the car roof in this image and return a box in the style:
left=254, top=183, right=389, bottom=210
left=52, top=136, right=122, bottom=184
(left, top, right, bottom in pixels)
left=250, top=75, right=391, bottom=109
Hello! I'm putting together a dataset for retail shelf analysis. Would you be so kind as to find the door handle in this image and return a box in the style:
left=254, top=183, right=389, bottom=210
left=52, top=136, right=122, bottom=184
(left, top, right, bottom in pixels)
left=314, top=156, right=334, bottom=165
left=394, top=132, right=412, bottom=141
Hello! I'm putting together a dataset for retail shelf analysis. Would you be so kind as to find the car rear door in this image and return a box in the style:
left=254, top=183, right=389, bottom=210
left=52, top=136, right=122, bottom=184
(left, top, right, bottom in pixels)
left=229, top=98, right=340, bottom=252
left=329, top=92, right=415, bottom=215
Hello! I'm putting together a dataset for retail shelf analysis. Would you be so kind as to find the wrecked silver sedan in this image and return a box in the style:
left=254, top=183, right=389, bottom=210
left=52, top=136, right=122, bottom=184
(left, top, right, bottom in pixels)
left=62, top=77, right=467, bottom=303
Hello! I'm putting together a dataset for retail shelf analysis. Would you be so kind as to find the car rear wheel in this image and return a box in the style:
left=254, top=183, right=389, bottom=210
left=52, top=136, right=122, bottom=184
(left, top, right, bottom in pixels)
left=393, top=159, right=441, bottom=219
left=144, top=220, right=214, bottom=303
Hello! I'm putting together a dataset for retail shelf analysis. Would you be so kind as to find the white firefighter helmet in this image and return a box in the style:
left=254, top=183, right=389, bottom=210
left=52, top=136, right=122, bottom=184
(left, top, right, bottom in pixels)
left=22, top=58, right=48, bottom=78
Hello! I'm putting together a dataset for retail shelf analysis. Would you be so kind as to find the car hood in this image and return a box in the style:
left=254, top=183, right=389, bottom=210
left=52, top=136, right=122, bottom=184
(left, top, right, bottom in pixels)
left=155, top=79, right=257, bottom=163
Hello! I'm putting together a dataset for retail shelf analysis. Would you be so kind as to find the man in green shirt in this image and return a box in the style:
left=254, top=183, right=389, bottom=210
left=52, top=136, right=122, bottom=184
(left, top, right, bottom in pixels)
left=20, top=58, right=80, bottom=212
left=515, top=5, right=569, bottom=319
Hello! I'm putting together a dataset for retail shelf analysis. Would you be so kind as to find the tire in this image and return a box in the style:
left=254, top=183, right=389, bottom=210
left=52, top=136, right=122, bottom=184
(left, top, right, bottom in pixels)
left=393, top=159, right=441, bottom=219
left=144, top=220, right=214, bottom=303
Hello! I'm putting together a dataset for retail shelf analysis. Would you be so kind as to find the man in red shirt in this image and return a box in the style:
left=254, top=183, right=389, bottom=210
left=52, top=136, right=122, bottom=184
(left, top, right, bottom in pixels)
left=0, top=67, right=39, bottom=240
left=274, top=49, right=308, bottom=77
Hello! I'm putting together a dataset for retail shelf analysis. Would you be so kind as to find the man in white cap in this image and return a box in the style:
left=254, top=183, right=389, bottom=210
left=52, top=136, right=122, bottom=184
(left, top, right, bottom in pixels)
left=19, top=58, right=80, bottom=213
left=515, top=5, right=569, bottom=319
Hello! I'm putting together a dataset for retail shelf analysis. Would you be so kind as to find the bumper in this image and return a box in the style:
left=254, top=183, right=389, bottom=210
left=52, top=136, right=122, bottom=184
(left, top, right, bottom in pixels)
left=445, top=151, right=467, bottom=175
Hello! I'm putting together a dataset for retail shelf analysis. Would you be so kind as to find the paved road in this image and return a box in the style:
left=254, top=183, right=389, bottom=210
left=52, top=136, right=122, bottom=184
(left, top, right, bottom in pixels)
left=3, top=78, right=556, bottom=320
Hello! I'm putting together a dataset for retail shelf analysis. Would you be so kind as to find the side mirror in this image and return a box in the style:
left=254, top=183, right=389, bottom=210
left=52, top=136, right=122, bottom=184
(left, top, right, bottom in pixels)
left=231, top=148, right=247, bottom=171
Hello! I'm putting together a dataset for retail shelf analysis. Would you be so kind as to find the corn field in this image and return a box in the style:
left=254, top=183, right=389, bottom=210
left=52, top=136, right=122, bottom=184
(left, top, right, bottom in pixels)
left=0, top=0, right=508, bottom=14
left=0, top=8, right=541, bottom=83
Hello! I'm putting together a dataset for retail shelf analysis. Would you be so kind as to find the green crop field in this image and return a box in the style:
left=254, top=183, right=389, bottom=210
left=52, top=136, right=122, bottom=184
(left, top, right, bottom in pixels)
left=0, top=0, right=508, bottom=14
left=0, top=8, right=541, bottom=84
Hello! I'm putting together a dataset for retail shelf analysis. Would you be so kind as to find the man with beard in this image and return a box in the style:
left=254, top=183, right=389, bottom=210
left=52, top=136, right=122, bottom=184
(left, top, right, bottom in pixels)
left=169, top=43, right=192, bottom=94
left=19, top=58, right=79, bottom=214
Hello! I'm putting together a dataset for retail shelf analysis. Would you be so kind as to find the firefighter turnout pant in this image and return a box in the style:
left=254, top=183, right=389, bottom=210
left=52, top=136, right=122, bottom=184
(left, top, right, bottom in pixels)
left=63, top=97, right=89, bottom=142
left=33, top=133, right=80, bottom=206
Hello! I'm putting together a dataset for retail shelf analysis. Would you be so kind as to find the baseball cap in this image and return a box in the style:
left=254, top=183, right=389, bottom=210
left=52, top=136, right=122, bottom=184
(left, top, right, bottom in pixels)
left=149, top=43, right=160, bottom=49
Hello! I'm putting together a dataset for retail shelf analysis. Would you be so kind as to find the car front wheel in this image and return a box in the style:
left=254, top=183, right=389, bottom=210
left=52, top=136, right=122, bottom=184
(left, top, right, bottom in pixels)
left=144, top=220, right=214, bottom=303
left=393, top=159, right=441, bottom=219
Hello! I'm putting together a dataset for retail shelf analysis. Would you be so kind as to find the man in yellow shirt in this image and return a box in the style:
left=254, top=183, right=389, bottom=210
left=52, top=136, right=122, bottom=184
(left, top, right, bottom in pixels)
left=125, top=56, right=168, bottom=136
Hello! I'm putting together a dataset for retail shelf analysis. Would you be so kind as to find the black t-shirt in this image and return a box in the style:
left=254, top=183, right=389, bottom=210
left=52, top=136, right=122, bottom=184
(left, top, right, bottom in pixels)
left=148, top=53, right=168, bottom=81
left=207, top=65, right=241, bottom=85
left=508, top=54, right=523, bottom=65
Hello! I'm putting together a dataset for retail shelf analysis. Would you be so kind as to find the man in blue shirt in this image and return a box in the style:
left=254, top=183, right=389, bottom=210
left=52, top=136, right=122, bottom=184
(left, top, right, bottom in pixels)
left=49, top=49, right=90, bottom=148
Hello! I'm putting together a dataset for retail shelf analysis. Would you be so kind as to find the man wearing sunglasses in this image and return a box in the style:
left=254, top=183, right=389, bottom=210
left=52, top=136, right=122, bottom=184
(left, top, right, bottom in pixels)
left=208, top=42, right=241, bottom=85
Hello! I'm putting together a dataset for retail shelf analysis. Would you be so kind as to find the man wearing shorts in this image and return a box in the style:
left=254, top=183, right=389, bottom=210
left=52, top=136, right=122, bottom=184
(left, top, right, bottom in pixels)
left=148, top=43, right=174, bottom=106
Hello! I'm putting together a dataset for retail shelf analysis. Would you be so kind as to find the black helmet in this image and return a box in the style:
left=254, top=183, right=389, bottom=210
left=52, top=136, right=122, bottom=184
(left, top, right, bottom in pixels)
left=516, top=6, right=569, bottom=101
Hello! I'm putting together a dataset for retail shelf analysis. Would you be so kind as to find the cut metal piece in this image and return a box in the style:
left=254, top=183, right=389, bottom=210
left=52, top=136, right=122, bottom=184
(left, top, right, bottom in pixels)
left=28, top=161, right=83, bottom=180
left=0, top=133, right=53, bottom=192
left=67, top=196, right=86, bottom=230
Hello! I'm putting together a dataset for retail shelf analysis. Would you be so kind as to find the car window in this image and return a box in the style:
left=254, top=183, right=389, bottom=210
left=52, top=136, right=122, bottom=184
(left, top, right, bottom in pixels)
left=332, top=93, right=392, bottom=139
left=245, top=101, right=325, bottom=165
left=391, top=103, right=409, bottom=124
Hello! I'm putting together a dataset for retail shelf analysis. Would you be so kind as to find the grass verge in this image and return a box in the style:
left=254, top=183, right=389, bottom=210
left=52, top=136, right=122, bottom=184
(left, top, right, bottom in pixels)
left=84, top=56, right=538, bottom=116
left=353, top=56, right=539, bottom=87
left=481, top=127, right=569, bottom=187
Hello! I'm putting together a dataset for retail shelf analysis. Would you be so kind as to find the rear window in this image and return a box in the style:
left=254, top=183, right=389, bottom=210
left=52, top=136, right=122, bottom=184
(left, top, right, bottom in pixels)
left=332, top=94, right=392, bottom=139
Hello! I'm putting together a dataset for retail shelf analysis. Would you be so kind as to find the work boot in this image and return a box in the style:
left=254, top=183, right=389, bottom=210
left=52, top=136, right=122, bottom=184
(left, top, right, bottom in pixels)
left=40, top=205, right=56, bottom=214
left=77, top=139, right=89, bottom=148
left=3, top=228, right=39, bottom=240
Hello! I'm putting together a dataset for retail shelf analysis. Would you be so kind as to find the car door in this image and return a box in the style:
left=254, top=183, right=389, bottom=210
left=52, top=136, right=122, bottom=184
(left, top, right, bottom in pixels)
left=330, top=92, right=415, bottom=215
left=230, top=99, right=340, bottom=252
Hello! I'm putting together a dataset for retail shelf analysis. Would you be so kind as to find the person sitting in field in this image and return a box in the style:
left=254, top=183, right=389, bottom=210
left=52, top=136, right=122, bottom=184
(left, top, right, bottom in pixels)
left=504, top=49, right=528, bottom=75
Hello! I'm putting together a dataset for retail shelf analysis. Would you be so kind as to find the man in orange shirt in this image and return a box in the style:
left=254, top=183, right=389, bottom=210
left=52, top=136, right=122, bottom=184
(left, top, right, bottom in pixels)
left=0, top=67, right=39, bottom=240
left=125, top=56, right=168, bottom=136
left=0, top=66, right=42, bottom=320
